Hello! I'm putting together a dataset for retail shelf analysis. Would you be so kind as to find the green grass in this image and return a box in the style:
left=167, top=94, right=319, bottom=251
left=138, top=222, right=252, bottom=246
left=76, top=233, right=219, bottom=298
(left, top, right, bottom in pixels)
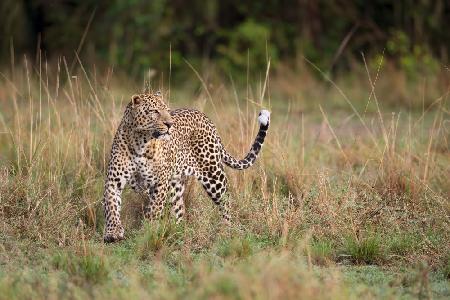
left=342, top=234, right=384, bottom=264
left=216, top=236, right=254, bottom=259
left=310, top=239, right=335, bottom=265
left=386, top=232, right=420, bottom=257
left=52, top=249, right=109, bottom=284
left=444, top=255, right=450, bottom=279
left=136, top=219, right=184, bottom=260
left=1, top=234, right=449, bottom=300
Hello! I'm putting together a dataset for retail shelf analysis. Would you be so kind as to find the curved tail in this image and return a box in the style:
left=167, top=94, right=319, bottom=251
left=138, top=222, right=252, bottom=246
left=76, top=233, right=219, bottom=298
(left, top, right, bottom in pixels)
left=221, top=110, right=270, bottom=170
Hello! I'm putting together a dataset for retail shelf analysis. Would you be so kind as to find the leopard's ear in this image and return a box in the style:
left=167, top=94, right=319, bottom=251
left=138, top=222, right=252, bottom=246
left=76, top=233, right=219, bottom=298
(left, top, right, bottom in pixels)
left=155, top=91, right=166, bottom=105
left=131, top=94, right=141, bottom=106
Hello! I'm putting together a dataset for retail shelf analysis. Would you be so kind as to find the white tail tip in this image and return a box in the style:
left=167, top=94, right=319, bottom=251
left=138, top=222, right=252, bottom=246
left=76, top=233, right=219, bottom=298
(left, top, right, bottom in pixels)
left=258, top=110, right=270, bottom=126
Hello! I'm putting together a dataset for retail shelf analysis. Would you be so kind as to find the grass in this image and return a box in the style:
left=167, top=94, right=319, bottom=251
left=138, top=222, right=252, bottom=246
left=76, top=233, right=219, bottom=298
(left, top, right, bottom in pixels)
left=310, top=239, right=335, bottom=265
left=342, top=233, right=384, bottom=264
left=52, top=248, right=109, bottom=284
left=386, top=232, right=420, bottom=257
left=136, top=219, right=183, bottom=260
left=216, top=236, right=254, bottom=259
left=0, top=59, right=449, bottom=299
left=444, top=254, right=450, bottom=279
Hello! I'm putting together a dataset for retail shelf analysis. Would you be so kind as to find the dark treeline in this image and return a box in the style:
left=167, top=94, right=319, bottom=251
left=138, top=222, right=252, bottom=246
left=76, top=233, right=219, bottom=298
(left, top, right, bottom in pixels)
left=1, top=0, right=449, bottom=77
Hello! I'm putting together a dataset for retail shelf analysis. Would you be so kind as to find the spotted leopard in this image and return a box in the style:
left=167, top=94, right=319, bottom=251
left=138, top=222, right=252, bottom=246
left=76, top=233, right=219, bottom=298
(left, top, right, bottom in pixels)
left=103, top=91, right=270, bottom=243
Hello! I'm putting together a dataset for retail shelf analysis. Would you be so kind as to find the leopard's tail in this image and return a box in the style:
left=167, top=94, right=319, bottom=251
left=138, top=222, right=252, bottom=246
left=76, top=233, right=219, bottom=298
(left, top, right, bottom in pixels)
left=221, top=110, right=270, bottom=170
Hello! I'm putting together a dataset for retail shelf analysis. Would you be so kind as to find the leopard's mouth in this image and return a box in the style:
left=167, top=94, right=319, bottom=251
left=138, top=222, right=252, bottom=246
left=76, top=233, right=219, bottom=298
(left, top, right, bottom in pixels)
left=152, top=131, right=171, bottom=140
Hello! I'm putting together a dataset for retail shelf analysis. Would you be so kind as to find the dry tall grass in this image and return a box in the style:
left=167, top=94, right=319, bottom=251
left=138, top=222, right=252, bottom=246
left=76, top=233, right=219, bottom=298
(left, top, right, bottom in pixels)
left=0, top=59, right=449, bottom=298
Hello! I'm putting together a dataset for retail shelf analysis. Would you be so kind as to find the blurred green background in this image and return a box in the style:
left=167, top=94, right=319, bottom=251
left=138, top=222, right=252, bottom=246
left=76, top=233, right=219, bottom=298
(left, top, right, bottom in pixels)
left=1, top=0, right=449, bottom=80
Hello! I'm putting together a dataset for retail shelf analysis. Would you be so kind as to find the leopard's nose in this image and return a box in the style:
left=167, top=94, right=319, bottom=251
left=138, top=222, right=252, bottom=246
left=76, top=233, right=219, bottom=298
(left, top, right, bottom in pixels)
left=164, top=121, right=173, bottom=129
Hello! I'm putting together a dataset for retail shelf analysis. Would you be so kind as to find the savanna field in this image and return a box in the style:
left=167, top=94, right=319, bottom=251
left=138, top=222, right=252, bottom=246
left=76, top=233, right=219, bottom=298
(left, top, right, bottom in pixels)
left=0, top=59, right=449, bottom=299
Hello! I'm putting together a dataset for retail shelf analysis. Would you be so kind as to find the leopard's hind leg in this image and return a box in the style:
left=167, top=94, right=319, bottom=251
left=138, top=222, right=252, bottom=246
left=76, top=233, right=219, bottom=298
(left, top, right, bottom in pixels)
left=197, top=164, right=230, bottom=224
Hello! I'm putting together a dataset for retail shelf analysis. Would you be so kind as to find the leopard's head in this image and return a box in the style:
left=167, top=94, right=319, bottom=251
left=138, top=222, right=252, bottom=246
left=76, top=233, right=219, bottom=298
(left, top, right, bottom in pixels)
left=128, top=91, right=174, bottom=140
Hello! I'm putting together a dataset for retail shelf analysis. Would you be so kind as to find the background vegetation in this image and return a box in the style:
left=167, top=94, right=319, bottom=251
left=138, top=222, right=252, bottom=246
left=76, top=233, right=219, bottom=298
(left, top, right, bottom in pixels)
left=0, top=1, right=449, bottom=299
left=1, top=0, right=450, bottom=77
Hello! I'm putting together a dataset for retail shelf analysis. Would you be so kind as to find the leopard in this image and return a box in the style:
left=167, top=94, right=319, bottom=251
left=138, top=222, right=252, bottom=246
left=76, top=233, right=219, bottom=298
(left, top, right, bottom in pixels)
left=102, top=91, right=270, bottom=243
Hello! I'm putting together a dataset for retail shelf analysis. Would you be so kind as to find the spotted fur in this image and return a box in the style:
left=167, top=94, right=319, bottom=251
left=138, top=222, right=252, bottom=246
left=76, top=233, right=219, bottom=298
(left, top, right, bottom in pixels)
left=103, top=92, right=270, bottom=243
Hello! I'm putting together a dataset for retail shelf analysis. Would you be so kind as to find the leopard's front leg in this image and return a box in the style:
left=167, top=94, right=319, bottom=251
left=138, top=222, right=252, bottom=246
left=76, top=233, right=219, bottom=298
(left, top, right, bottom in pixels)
left=143, top=179, right=171, bottom=221
left=103, top=149, right=134, bottom=243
